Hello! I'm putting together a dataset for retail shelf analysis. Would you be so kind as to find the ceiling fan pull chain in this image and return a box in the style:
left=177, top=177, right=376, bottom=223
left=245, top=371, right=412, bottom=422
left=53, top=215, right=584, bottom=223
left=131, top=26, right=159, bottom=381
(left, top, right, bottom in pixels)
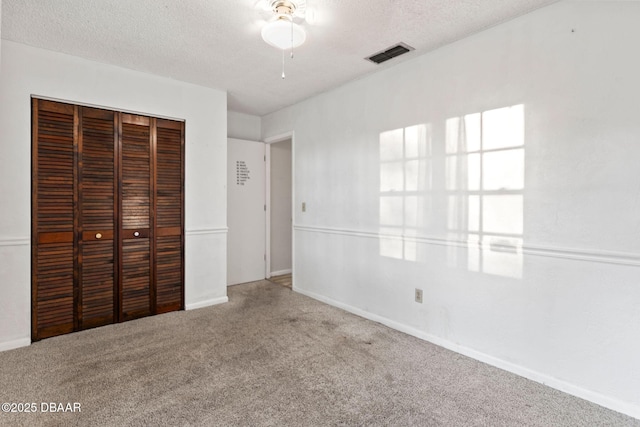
left=282, top=48, right=286, bottom=79
left=290, top=18, right=295, bottom=59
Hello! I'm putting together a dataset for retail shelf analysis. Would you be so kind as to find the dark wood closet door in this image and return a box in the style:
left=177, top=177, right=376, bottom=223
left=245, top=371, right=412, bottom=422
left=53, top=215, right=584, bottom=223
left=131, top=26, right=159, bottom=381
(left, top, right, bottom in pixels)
left=33, top=98, right=185, bottom=341
left=119, top=114, right=153, bottom=321
left=155, top=119, right=184, bottom=313
left=78, top=107, right=117, bottom=329
left=32, top=99, right=77, bottom=339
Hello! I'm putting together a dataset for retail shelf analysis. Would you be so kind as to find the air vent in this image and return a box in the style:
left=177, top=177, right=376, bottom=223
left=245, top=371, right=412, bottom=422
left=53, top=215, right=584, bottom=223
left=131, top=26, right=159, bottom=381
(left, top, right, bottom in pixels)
left=366, top=43, right=414, bottom=64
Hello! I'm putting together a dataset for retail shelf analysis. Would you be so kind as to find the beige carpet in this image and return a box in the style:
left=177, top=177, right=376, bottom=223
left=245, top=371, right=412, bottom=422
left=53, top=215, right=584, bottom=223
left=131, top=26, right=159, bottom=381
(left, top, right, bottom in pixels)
left=0, top=280, right=637, bottom=426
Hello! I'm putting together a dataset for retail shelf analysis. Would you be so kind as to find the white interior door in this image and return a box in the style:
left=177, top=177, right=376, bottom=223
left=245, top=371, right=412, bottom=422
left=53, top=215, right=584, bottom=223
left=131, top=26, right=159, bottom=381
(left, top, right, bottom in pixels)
left=227, top=138, right=266, bottom=285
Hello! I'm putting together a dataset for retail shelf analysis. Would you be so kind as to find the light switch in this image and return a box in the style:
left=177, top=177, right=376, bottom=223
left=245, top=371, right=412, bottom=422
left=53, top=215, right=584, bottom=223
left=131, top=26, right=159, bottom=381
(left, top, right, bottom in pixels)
left=302, top=202, right=306, bottom=212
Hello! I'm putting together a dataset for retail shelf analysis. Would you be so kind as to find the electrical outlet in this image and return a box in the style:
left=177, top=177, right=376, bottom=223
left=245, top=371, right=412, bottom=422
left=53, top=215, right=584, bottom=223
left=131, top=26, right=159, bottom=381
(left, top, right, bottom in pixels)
left=415, top=288, right=423, bottom=303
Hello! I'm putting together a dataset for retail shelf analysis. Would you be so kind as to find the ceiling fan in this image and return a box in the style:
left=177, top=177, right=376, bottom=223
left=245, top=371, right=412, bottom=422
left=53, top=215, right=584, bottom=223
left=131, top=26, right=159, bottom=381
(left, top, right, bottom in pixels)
left=257, top=0, right=309, bottom=78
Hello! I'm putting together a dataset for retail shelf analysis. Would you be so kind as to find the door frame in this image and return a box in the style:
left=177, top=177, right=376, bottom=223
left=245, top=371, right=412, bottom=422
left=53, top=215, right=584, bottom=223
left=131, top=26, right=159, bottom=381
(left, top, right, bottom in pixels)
left=264, top=131, right=295, bottom=284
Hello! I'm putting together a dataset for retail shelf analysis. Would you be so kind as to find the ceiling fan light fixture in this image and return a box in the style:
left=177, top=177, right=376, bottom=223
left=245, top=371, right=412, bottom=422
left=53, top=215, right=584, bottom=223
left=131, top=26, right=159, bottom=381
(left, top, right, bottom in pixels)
left=260, top=0, right=307, bottom=79
left=261, top=16, right=306, bottom=50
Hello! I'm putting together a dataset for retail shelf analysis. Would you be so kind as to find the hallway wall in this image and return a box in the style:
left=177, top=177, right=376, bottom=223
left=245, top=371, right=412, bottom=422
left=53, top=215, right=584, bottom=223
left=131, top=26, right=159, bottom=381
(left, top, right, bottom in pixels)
left=228, top=111, right=261, bottom=141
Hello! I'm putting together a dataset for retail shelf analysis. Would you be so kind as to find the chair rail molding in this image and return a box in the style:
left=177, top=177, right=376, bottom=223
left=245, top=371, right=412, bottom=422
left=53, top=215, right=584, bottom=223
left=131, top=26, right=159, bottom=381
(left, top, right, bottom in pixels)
left=185, top=227, right=228, bottom=236
left=0, top=237, right=30, bottom=247
left=293, top=224, right=640, bottom=267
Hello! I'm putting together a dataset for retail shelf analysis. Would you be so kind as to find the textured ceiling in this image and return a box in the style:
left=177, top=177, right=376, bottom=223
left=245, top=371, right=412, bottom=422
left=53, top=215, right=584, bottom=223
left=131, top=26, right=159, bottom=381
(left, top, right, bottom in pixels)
left=1, top=0, right=558, bottom=116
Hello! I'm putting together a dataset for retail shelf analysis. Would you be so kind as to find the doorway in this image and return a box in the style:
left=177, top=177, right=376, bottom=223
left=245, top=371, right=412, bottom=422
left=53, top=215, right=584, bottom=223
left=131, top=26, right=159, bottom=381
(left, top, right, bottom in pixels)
left=226, top=134, right=293, bottom=288
left=266, top=134, right=293, bottom=288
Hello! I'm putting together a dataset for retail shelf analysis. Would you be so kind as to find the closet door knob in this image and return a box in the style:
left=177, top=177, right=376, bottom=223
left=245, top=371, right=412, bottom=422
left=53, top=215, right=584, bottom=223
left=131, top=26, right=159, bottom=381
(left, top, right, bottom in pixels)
left=133, top=231, right=140, bottom=237
left=95, top=233, right=102, bottom=239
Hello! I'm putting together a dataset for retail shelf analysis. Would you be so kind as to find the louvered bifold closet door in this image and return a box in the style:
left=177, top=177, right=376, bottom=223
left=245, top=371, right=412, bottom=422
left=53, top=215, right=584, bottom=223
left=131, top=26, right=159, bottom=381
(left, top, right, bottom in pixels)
left=155, top=119, right=184, bottom=313
left=78, top=107, right=117, bottom=329
left=119, top=114, right=153, bottom=321
left=32, top=99, right=77, bottom=340
left=33, top=99, right=185, bottom=340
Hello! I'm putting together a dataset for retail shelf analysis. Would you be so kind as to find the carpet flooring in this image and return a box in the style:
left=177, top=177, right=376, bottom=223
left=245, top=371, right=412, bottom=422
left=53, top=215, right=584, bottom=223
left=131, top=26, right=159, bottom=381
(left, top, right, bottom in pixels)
left=0, top=280, right=637, bottom=426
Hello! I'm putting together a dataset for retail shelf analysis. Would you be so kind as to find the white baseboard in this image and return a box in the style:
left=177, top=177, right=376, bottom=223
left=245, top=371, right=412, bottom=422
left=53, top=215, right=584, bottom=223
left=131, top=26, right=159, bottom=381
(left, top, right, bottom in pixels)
left=0, top=337, right=31, bottom=353
left=293, top=286, right=640, bottom=420
left=185, top=296, right=228, bottom=310
left=270, top=269, right=292, bottom=277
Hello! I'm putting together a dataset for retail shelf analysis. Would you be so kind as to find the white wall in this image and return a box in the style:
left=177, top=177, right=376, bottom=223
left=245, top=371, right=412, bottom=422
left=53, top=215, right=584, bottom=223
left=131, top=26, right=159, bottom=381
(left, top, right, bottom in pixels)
left=262, top=1, right=640, bottom=419
left=270, top=139, right=292, bottom=275
left=0, top=0, right=3, bottom=71
left=228, top=110, right=261, bottom=141
left=0, top=41, right=229, bottom=350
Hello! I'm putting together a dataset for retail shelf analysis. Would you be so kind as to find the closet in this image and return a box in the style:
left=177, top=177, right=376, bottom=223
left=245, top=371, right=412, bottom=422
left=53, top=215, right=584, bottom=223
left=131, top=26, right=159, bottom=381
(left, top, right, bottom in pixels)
left=31, top=98, right=184, bottom=341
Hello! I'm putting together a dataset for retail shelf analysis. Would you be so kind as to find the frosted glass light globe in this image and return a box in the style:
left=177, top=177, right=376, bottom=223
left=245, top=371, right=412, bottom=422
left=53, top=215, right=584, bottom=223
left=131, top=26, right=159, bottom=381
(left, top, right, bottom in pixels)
left=261, top=18, right=306, bottom=50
